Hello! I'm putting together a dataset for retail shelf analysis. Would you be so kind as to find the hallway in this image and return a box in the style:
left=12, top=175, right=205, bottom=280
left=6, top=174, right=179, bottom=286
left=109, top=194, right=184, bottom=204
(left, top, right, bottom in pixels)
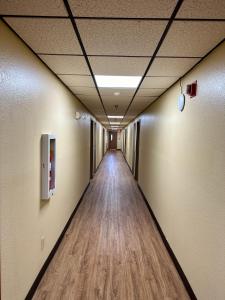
left=33, top=151, right=189, bottom=300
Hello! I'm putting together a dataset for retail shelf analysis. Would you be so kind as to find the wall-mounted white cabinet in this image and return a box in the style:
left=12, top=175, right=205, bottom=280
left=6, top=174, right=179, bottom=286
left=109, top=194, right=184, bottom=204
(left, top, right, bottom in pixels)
left=41, top=134, right=56, bottom=200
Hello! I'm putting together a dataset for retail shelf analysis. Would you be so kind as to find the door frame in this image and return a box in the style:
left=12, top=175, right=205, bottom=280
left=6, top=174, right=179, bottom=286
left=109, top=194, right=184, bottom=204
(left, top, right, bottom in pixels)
left=108, top=130, right=117, bottom=150
left=102, top=128, right=105, bottom=157
left=132, top=123, right=137, bottom=174
left=90, top=120, right=97, bottom=179
left=124, top=129, right=127, bottom=156
left=134, top=120, right=140, bottom=180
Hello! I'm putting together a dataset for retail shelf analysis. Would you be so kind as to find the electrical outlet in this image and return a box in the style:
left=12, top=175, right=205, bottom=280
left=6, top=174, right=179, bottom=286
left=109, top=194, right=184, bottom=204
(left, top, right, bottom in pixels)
left=41, top=236, right=45, bottom=250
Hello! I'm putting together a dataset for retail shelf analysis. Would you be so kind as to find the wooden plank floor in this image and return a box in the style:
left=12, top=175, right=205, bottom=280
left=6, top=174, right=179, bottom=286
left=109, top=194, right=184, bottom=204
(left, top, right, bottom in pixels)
left=33, top=151, right=189, bottom=300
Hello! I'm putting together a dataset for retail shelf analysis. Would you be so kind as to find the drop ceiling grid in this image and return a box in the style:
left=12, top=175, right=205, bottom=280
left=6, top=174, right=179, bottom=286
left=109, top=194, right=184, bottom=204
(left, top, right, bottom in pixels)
left=99, top=88, right=136, bottom=97
left=123, top=20, right=225, bottom=126
left=0, top=0, right=68, bottom=16
left=103, top=95, right=132, bottom=114
left=146, top=57, right=200, bottom=76
left=68, top=0, right=177, bottom=18
left=141, top=76, right=179, bottom=89
left=1, top=0, right=225, bottom=128
left=126, top=96, right=158, bottom=117
left=76, top=19, right=168, bottom=56
left=137, top=88, right=167, bottom=97
left=4, top=17, right=82, bottom=54
left=69, top=86, right=99, bottom=96
left=39, top=54, right=91, bottom=75
left=104, top=104, right=129, bottom=116
left=176, top=0, right=225, bottom=19
left=58, top=74, right=95, bottom=87
left=88, top=56, right=150, bottom=76
left=158, top=21, right=225, bottom=57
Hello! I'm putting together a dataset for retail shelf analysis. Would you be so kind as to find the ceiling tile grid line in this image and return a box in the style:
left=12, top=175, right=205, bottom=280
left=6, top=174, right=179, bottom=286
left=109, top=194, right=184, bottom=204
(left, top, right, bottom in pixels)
left=62, top=0, right=111, bottom=127
left=119, top=0, right=185, bottom=126
left=0, top=17, right=103, bottom=123
left=36, top=53, right=203, bottom=59
left=56, top=74, right=92, bottom=76
left=1, top=15, right=225, bottom=21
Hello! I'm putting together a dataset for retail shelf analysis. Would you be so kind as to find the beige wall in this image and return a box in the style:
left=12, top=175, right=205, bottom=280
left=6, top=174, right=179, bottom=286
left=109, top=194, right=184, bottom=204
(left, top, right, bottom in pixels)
left=124, top=41, right=225, bottom=300
left=0, top=20, right=103, bottom=300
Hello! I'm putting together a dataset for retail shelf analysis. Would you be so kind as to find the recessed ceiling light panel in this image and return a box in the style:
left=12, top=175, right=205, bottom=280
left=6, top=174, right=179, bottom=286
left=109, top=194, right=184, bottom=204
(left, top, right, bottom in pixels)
left=108, top=116, right=123, bottom=119
left=95, top=75, right=141, bottom=88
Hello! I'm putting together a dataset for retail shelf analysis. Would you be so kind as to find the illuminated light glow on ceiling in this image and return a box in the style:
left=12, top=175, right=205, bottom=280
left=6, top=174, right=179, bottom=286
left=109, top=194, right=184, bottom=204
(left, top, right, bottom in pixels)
left=108, top=115, right=123, bottom=119
left=95, top=75, right=142, bottom=88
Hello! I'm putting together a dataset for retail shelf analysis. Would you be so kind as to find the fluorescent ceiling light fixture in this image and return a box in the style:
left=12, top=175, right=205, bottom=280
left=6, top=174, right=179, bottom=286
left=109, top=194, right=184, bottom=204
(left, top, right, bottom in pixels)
left=110, top=122, right=121, bottom=125
left=95, top=75, right=141, bottom=88
left=108, top=115, right=123, bottom=119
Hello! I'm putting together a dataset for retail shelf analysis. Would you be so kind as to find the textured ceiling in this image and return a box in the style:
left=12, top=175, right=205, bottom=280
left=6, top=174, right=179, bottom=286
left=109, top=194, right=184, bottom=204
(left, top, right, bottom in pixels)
left=1, top=0, right=225, bottom=129
left=76, top=20, right=167, bottom=56
left=68, top=0, right=177, bottom=18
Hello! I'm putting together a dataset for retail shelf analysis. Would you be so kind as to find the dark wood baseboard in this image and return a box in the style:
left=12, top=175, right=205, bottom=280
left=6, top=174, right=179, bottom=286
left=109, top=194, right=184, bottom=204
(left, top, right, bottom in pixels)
left=25, top=182, right=90, bottom=300
left=137, top=184, right=197, bottom=300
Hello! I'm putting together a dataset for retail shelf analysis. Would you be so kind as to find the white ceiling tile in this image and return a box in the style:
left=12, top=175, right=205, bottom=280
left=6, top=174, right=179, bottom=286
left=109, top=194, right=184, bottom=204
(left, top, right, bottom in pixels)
left=0, top=0, right=68, bottom=16
left=123, top=114, right=136, bottom=121
left=134, top=96, right=157, bottom=104
left=147, top=57, right=200, bottom=76
left=158, top=21, right=225, bottom=57
left=97, top=117, right=108, bottom=122
left=123, top=117, right=133, bottom=123
left=89, top=56, right=149, bottom=76
left=82, top=101, right=103, bottom=111
left=102, top=95, right=131, bottom=104
left=99, top=88, right=135, bottom=96
left=70, top=87, right=98, bottom=96
left=58, top=75, right=95, bottom=87
left=5, top=18, right=82, bottom=54
left=76, top=20, right=167, bottom=56
left=83, top=101, right=105, bottom=113
left=91, top=108, right=106, bottom=115
left=69, top=0, right=177, bottom=18
left=177, top=0, right=225, bottom=19
left=127, top=104, right=147, bottom=115
left=141, top=76, right=178, bottom=88
left=105, top=102, right=128, bottom=110
left=103, top=95, right=130, bottom=115
left=119, top=121, right=129, bottom=125
left=127, top=97, right=156, bottom=117
left=90, top=107, right=105, bottom=113
left=39, top=55, right=90, bottom=75
left=105, top=104, right=127, bottom=115
left=137, top=88, right=166, bottom=96
left=77, top=95, right=100, bottom=103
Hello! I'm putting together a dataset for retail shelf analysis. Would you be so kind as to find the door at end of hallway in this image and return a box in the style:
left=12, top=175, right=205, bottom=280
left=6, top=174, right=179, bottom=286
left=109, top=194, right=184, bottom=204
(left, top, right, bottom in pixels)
left=108, top=131, right=117, bottom=150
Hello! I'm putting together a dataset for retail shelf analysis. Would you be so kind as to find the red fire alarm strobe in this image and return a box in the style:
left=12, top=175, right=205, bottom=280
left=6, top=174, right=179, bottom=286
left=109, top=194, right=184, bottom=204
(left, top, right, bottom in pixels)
left=186, top=81, right=197, bottom=98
